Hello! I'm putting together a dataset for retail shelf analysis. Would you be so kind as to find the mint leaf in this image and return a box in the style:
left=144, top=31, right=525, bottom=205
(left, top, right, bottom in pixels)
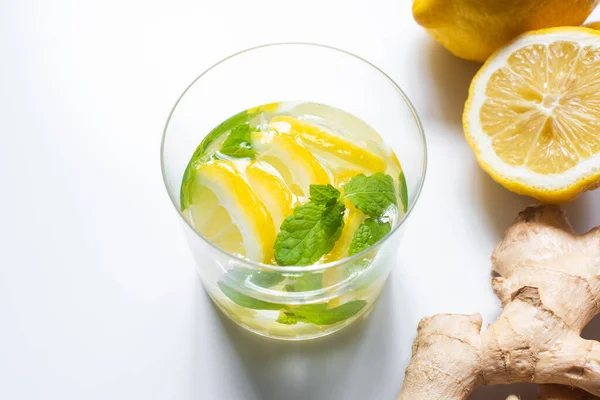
left=348, top=219, right=391, bottom=256
left=344, top=173, right=397, bottom=218
left=219, top=123, right=255, bottom=158
left=218, top=282, right=283, bottom=310
left=196, top=110, right=253, bottom=157
left=225, top=268, right=284, bottom=288
left=285, top=300, right=367, bottom=325
left=180, top=164, right=197, bottom=211
left=180, top=109, right=256, bottom=210
left=251, top=271, right=285, bottom=288
left=284, top=273, right=323, bottom=292
left=399, top=170, right=408, bottom=213
left=219, top=278, right=367, bottom=325
left=309, top=184, right=340, bottom=206
left=274, top=201, right=345, bottom=266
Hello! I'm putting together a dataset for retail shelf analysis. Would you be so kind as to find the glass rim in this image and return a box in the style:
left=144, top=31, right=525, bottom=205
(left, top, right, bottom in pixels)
left=160, top=42, right=428, bottom=273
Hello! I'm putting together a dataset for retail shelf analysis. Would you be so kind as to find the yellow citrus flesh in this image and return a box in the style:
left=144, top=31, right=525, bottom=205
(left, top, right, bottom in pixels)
left=322, top=204, right=364, bottom=308
left=187, top=161, right=276, bottom=263
left=464, top=27, right=600, bottom=203
left=271, top=115, right=388, bottom=173
left=323, top=204, right=365, bottom=263
left=252, top=130, right=331, bottom=198
left=334, top=169, right=366, bottom=187
left=245, top=161, right=295, bottom=230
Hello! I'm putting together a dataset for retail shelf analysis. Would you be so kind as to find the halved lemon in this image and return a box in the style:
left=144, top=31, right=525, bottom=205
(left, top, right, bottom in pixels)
left=184, top=160, right=276, bottom=263
left=464, top=27, right=600, bottom=203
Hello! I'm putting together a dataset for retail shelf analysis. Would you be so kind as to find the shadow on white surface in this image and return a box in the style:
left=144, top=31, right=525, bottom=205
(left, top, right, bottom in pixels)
left=424, top=39, right=480, bottom=127
left=191, top=276, right=414, bottom=400
left=564, top=191, right=600, bottom=234
left=473, top=165, right=532, bottom=238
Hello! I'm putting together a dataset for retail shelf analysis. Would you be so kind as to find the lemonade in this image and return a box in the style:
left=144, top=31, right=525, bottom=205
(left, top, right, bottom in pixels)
left=180, top=101, right=408, bottom=338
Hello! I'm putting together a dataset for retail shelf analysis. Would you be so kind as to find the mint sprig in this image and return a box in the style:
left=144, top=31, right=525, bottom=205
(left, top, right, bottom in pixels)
left=219, top=123, right=255, bottom=158
left=344, top=173, right=397, bottom=219
left=349, top=218, right=391, bottom=256
left=399, top=170, right=408, bottom=213
left=180, top=109, right=258, bottom=210
left=218, top=282, right=283, bottom=311
left=277, top=300, right=367, bottom=325
left=218, top=280, right=367, bottom=325
left=284, top=273, right=323, bottom=292
left=274, top=185, right=345, bottom=266
left=225, top=268, right=285, bottom=288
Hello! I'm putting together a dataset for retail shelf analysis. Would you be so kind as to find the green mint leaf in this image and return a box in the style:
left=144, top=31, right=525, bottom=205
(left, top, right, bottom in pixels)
left=180, top=164, right=197, bottom=211
left=274, top=201, right=345, bottom=266
left=180, top=109, right=256, bottom=210
left=399, top=170, right=408, bottom=213
left=284, top=300, right=367, bottom=325
left=284, top=273, right=323, bottom=292
left=196, top=110, right=253, bottom=157
left=219, top=123, right=255, bottom=158
left=250, top=271, right=285, bottom=288
left=219, top=276, right=367, bottom=325
left=225, top=268, right=285, bottom=288
left=309, top=184, right=340, bottom=206
left=218, top=282, right=283, bottom=310
left=344, top=173, right=397, bottom=218
left=348, top=219, right=391, bottom=256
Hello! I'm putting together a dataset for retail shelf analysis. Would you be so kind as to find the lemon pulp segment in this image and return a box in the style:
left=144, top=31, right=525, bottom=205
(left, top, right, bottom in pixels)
left=481, top=41, right=600, bottom=174
left=189, top=161, right=276, bottom=263
left=465, top=28, right=600, bottom=202
left=271, top=115, right=388, bottom=173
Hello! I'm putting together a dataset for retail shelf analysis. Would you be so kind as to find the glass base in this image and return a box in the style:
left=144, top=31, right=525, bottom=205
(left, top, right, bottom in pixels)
left=207, top=289, right=381, bottom=341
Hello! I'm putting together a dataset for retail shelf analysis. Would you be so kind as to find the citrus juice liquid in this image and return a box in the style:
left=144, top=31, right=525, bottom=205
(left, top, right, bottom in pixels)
left=181, top=101, right=408, bottom=339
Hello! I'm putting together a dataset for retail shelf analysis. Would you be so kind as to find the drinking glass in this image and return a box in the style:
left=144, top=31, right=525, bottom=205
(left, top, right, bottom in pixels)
left=161, top=43, right=427, bottom=340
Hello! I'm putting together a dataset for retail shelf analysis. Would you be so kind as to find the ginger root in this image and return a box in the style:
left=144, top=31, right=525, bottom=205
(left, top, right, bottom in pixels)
left=399, top=205, right=600, bottom=399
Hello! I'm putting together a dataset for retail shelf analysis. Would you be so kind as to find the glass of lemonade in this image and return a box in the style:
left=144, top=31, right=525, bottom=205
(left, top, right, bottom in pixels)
left=161, top=44, right=426, bottom=340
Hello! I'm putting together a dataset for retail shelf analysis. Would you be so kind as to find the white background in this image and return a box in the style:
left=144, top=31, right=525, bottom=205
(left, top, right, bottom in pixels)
left=1, top=1, right=600, bottom=399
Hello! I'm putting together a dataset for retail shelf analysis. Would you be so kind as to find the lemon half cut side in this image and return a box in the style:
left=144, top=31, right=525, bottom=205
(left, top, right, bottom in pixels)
left=464, top=27, right=600, bottom=203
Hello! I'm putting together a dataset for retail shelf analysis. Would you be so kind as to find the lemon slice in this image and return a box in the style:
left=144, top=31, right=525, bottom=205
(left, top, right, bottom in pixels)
left=323, top=204, right=365, bottom=263
left=252, top=130, right=331, bottom=198
left=271, top=115, right=388, bottom=173
left=464, top=27, right=600, bottom=203
left=245, top=161, right=295, bottom=230
left=184, top=160, right=276, bottom=263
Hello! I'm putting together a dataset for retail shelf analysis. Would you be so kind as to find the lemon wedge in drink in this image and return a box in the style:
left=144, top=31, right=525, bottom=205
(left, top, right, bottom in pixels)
left=183, top=160, right=276, bottom=263
left=464, top=27, right=600, bottom=203
left=271, top=115, right=387, bottom=173
left=252, top=130, right=331, bottom=198
left=245, top=161, right=295, bottom=230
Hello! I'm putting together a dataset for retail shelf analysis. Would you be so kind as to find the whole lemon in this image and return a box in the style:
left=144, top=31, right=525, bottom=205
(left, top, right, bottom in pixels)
left=413, top=0, right=600, bottom=62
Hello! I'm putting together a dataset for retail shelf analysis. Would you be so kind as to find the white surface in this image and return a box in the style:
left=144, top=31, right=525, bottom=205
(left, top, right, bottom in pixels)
left=1, top=1, right=599, bottom=399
